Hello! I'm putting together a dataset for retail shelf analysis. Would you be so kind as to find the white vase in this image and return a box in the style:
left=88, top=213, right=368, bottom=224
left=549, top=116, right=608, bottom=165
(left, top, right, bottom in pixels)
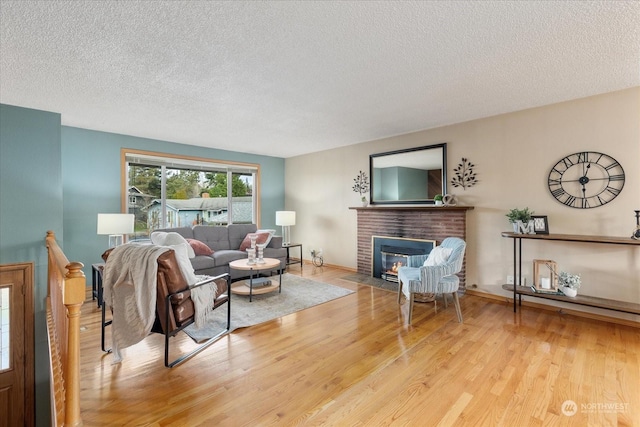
left=562, top=286, right=577, bottom=298
left=435, top=200, right=443, bottom=206
left=246, top=248, right=256, bottom=265
left=256, top=243, right=265, bottom=264
left=512, top=222, right=520, bottom=234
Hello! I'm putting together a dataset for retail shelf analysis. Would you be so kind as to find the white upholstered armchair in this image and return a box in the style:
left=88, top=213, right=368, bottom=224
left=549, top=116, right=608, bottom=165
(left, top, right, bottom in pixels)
left=397, top=237, right=466, bottom=324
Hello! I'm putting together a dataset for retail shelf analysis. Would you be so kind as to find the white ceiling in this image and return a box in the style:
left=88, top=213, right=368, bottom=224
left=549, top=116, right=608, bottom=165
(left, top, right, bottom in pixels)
left=1, top=1, right=638, bottom=159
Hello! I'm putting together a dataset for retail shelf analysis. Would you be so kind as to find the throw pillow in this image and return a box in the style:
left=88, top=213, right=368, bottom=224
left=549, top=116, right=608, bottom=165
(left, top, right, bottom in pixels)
left=150, top=231, right=167, bottom=245
left=151, top=231, right=196, bottom=259
left=169, top=243, right=199, bottom=286
left=256, top=229, right=276, bottom=247
left=186, top=238, right=214, bottom=256
left=424, top=246, right=453, bottom=267
left=238, top=232, right=271, bottom=252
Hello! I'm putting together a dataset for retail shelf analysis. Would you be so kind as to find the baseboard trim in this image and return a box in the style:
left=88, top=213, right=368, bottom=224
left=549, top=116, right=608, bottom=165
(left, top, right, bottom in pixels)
left=297, top=259, right=356, bottom=272
left=465, top=289, right=640, bottom=329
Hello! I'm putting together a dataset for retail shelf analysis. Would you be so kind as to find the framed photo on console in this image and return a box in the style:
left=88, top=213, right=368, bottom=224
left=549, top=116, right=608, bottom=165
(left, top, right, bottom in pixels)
left=531, top=215, right=549, bottom=234
left=532, top=259, right=558, bottom=293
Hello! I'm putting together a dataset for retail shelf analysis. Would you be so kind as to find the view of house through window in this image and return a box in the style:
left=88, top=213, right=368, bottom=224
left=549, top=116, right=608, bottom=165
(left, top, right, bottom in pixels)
left=125, top=152, right=258, bottom=240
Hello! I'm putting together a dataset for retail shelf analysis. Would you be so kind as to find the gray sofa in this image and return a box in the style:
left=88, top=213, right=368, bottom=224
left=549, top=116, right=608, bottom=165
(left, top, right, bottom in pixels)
left=157, top=224, right=286, bottom=279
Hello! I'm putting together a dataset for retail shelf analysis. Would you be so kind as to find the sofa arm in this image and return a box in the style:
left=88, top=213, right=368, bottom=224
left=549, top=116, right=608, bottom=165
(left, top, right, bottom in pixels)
left=269, top=236, right=283, bottom=249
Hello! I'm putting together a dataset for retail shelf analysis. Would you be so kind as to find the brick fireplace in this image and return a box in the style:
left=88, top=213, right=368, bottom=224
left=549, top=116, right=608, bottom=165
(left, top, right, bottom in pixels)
left=350, top=206, right=474, bottom=288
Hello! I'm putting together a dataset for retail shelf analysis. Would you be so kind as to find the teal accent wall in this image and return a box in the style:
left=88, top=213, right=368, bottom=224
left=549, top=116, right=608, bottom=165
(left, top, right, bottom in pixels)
left=1, top=102, right=285, bottom=426
left=0, top=103, right=62, bottom=427
left=61, top=126, right=285, bottom=275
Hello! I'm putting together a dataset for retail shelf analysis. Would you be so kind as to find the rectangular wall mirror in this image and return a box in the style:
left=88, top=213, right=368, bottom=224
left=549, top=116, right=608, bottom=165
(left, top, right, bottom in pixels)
left=369, top=143, right=447, bottom=205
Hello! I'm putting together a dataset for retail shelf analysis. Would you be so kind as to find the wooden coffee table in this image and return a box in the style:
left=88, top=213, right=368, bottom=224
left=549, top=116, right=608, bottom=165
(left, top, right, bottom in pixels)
left=229, top=258, right=282, bottom=302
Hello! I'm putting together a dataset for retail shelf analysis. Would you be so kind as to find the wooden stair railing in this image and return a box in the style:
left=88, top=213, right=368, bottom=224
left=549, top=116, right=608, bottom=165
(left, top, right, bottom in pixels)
left=45, top=231, right=85, bottom=426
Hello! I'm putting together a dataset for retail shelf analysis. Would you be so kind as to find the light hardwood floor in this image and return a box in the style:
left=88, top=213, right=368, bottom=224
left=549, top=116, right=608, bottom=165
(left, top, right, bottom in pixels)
left=79, top=265, right=639, bottom=426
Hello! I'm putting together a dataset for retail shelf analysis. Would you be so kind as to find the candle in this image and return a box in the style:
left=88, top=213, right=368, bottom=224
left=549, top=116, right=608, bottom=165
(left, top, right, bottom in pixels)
left=541, top=277, right=551, bottom=289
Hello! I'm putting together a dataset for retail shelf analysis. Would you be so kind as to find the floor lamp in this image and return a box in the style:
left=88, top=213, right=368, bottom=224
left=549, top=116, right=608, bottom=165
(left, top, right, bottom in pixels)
left=275, top=211, right=296, bottom=246
left=97, top=213, right=135, bottom=248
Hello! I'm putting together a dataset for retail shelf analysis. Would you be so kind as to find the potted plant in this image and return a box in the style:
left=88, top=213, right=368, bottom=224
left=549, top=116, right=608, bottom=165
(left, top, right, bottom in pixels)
left=558, top=271, right=581, bottom=297
left=434, top=194, right=443, bottom=206
left=506, top=207, right=534, bottom=233
left=352, top=170, right=370, bottom=206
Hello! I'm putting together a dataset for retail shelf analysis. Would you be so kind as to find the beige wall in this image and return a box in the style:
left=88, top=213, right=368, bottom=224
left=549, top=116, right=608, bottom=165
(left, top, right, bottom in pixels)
left=285, top=87, right=639, bottom=321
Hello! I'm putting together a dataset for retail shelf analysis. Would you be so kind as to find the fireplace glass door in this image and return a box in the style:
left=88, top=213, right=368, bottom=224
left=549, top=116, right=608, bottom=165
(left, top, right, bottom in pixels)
left=380, top=245, right=429, bottom=283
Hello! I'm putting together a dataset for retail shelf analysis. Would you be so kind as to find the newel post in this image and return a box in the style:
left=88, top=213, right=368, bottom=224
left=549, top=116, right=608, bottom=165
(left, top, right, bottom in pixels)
left=64, top=261, right=85, bottom=426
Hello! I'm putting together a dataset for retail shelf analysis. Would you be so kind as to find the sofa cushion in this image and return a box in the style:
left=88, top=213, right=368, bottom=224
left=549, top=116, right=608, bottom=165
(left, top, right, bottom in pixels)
left=238, top=232, right=272, bottom=252
left=190, top=254, right=220, bottom=272
left=213, top=249, right=248, bottom=266
left=263, top=247, right=286, bottom=262
left=192, top=225, right=231, bottom=251
left=186, top=238, right=214, bottom=256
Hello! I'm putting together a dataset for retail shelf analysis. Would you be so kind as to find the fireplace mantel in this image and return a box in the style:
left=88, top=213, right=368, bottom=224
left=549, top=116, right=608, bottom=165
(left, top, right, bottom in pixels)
left=349, top=206, right=474, bottom=212
left=352, top=204, right=473, bottom=287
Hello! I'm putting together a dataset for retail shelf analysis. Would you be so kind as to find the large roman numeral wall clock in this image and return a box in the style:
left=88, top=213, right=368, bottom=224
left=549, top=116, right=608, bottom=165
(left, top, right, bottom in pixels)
left=547, top=151, right=625, bottom=209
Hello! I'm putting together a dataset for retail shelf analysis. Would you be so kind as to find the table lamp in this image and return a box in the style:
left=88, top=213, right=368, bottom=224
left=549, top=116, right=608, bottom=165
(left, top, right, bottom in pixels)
left=97, top=213, right=134, bottom=248
left=275, top=211, right=295, bottom=245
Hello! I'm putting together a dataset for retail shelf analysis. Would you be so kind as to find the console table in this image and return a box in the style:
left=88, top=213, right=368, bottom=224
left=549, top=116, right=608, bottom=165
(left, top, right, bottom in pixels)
left=501, top=232, right=640, bottom=315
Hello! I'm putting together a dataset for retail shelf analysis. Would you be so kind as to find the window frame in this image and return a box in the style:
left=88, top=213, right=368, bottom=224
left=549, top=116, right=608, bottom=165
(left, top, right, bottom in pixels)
left=121, top=149, right=261, bottom=236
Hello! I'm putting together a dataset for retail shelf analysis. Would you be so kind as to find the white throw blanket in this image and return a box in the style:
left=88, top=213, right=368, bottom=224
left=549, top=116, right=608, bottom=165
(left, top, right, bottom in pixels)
left=102, top=243, right=170, bottom=363
left=190, top=276, right=219, bottom=328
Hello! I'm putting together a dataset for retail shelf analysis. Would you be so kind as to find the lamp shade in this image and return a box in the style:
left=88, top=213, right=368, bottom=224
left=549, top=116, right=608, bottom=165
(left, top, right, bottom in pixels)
left=97, top=213, right=134, bottom=235
left=275, top=211, right=296, bottom=226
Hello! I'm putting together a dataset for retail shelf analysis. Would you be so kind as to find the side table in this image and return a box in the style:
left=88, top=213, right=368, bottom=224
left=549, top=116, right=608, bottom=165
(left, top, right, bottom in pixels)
left=92, top=263, right=105, bottom=308
left=282, top=243, right=303, bottom=269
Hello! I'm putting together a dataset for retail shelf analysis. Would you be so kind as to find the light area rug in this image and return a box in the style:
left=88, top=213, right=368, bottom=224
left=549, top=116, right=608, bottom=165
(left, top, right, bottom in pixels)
left=184, top=273, right=354, bottom=342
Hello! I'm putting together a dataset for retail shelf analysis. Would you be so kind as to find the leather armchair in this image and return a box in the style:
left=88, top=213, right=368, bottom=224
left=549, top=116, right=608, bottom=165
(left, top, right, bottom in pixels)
left=102, top=247, right=231, bottom=367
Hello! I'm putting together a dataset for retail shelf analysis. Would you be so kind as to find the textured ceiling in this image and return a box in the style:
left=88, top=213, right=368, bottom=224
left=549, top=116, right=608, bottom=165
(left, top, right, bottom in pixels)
left=1, top=1, right=639, bottom=158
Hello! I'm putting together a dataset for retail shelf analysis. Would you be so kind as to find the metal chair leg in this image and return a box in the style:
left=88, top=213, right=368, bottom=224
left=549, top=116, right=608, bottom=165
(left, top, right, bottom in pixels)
left=101, top=302, right=112, bottom=353
left=165, top=276, right=232, bottom=368
left=452, top=291, right=463, bottom=323
left=408, top=293, right=414, bottom=324
left=165, top=296, right=231, bottom=368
